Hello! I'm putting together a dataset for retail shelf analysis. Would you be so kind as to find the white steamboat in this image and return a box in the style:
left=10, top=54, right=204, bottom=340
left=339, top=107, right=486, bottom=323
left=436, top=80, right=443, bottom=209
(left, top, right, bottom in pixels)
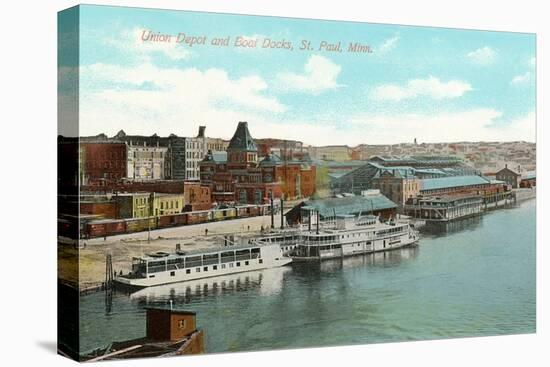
left=115, top=243, right=291, bottom=289
left=291, top=214, right=419, bottom=261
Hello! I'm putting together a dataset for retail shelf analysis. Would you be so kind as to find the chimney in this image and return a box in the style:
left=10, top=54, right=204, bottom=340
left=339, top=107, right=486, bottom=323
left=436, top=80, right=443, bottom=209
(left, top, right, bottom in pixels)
left=197, top=126, right=206, bottom=138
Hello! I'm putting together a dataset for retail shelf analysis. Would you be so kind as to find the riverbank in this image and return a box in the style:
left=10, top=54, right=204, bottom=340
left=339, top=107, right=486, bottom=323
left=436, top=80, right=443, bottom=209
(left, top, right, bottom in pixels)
left=514, top=187, right=536, bottom=202
left=59, top=192, right=536, bottom=292
left=58, top=214, right=276, bottom=290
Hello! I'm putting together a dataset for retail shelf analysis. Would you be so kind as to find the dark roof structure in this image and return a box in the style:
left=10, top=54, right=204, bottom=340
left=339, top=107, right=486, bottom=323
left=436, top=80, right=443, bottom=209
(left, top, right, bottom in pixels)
left=496, top=167, right=520, bottom=177
left=420, top=175, right=491, bottom=191
left=285, top=192, right=397, bottom=224
left=227, top=121, right=258, bottom=152
left=301, top=194, right=397, bottom=217
left=259, top=153, right=282, bottom=166
left=202, top=150, right=227, bottom=163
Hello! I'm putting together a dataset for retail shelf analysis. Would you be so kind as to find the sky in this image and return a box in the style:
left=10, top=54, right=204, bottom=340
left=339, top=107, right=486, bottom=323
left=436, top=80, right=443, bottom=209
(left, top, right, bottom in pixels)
left=60, top=5, right=536, bottom=145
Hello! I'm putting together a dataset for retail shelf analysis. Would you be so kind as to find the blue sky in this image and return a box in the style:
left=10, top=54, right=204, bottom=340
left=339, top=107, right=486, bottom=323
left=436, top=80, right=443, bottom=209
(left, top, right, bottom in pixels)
left=66, top=5, right=536, bottom=144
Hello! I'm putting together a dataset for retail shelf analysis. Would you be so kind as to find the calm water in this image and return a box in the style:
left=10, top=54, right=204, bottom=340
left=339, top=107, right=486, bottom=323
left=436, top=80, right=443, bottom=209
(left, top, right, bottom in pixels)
left=79, top=199, right=536, bottom=355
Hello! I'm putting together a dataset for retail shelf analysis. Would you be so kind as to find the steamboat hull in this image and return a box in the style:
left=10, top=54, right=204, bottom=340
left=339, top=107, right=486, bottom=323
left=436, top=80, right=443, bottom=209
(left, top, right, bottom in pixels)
left=114, top=243, right=291, bottom=289
left=290, top=236, right=418, bottom=262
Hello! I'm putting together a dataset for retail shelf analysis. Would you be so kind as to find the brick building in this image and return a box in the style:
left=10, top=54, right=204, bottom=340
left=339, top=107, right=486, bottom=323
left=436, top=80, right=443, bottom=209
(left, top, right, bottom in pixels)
left=199, top=121, right=316, bottom=205
left=496, top=165, right=521, bottom=188
left=520, top=172, right=536, bottom=188
left=83, top=127, right=227, bottom=181
left=372, top=169, right=421, bottom=207
left=259, top=153, right=316, bottom=200
left=80, top=142, right=127, bottom=186
left=183, top=182, right=212, bottom=211
left=255, top=138, right=306, bottom=160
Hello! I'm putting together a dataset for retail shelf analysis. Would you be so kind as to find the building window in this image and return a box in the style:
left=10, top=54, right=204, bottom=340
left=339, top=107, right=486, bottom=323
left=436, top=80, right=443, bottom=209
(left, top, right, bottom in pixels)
left=221, top=264, right=226, bottom=269
left=254, top=190, right=262, bottom=204
left=213, top=265, right=218, bottom=270
left=245, top=261, right=249, bottom=266
left=170, top=271, right=175, bottom=276
left=239, top=190, right=247, bottom=204
left=196, top=267, right=201, bottom=272
left=259, top=259, right=263, bottom=264
left=186, top=269, right=191, bottom=274
left=203, top=266, right=208, bottom=272
left=236, top=262, right=241, bottom=267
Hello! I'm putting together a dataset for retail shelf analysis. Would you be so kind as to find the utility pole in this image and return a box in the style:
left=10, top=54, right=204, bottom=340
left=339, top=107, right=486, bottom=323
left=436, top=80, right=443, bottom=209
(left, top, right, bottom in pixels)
left=270, top=191, right=274, bottom=229
left=148, top=192, right=155, bottom=244
left=280, top=197, right=284, bottom=229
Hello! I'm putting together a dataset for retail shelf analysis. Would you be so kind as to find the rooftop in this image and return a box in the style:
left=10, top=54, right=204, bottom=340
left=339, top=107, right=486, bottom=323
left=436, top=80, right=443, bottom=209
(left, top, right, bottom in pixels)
left=227, top=121, right=258, bottom=152
left=202, top=150, right=227, bottom=163
left=259, top=153, right=282, bottom=166
left=300, top=193, right=397, bottom=217
left=420, top=175, right=490, bottom=191
left=135, top=242, right=269, bottom=261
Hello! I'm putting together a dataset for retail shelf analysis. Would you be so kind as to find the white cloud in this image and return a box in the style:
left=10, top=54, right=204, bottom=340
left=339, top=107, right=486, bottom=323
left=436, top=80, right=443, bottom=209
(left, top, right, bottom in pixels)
left=78, top=62, right=533, bottom=145
left=511, top=72, right=532, bottom=85
left=370, top=76, right=472, bottom=102
left=105, top=28, right=192, bottom=61
left=377, top=35, right=399, bottom=55
left=349, top=109, right=535, bottom=143
left=79, top=62, right=286, bottom=137
left=510, top=56, right=536, bottom=85
left=466, top=46, right=497, bottom=65
left=276, top=55, right=341, bottom=94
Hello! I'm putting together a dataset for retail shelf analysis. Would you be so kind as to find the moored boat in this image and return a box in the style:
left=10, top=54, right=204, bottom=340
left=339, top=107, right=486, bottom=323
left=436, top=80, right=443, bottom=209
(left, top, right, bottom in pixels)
left=115, top=243, right=291, bottom=289
left=290, top=214, right=419, bottom=261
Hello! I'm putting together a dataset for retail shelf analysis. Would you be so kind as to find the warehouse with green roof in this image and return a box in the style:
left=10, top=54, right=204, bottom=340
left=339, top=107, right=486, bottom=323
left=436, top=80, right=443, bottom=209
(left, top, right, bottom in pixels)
left=285, top=191, right=397, bottom=225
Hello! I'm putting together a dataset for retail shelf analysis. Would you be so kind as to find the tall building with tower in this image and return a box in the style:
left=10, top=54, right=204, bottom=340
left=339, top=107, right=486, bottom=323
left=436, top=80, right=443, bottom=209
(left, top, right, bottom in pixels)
left=200, top=121, right=316, bottom=205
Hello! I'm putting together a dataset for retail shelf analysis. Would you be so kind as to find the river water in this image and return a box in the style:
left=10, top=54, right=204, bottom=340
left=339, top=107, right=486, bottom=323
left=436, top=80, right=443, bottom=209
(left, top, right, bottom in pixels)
left=79, top=199, right=536, bottom=355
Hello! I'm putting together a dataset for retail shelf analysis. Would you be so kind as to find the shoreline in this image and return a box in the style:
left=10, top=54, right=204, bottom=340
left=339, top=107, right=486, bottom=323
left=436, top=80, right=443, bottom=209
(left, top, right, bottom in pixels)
left=60, top=192, right=536, bottom=294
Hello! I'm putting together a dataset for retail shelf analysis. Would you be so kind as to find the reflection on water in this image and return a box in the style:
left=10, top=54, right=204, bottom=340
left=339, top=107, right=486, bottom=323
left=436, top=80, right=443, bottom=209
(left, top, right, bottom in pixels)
left=78, top=199, right=536, bottom=356
left=104, top=288, right=113, bottom=315
left=421, top=215, right=483, bottom=236
left=294, top=245, right=419, bottom=275
left=130, top=266, right=292, bottom=304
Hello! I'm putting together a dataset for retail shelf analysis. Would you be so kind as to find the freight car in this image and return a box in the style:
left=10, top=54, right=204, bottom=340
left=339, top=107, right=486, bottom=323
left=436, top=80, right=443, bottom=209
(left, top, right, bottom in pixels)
left=186, top=210, right=211, bottom=225
left=126, top=217, right=156, bottom=233
left=82, top=204, right=271, bottom=238
left=86, top=219, right=127, bottom=238
left=236, top=205, right=258, bottom=218
left=211, top=207, right=237, bottom=221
